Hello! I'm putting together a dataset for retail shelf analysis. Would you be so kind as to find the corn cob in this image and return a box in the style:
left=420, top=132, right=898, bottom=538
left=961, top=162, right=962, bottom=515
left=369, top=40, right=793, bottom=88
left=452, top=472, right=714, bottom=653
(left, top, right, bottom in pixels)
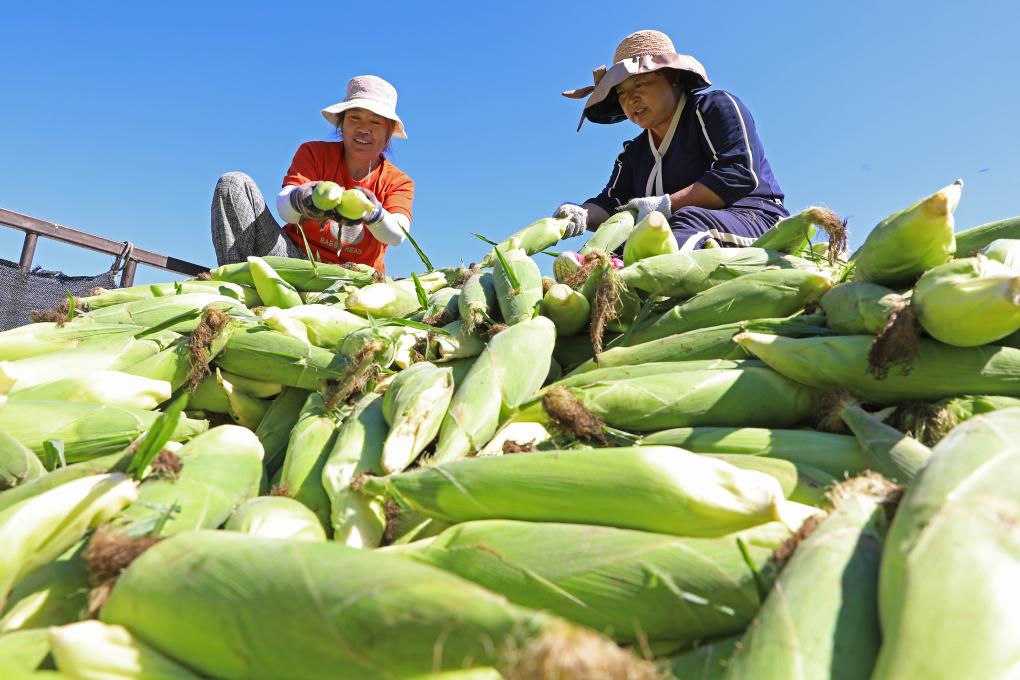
left=275, top=393, right=338, bottom=529
left=579, top=209, right=636, bottom=255
left=552, top=358, right=755, bottom=387
left=344, top=280, right=422, bottom=318
left=735, top=332, right=1020, bottom=404
left=209, top=256, right=377, bottom=291
left=751, top=206, right=846, bottom=261
left=224, top=497, right=327, bottom=542
left=708, top=453, right=833, bottom=507
left=0, top=322, right=145, bottom=362
left=568, top=315, right=830, bottom=374
left=321, top=391, right=388, bottom=548
left=254, top=387, right=310, bottom=473
left=390, top=519, right=780, bottom=645
left=99, top=530, right=582, bottom=679
left=479, top=217, right=568, bottom=267
left=660, top=635, right=738, bottom=680
left=0, top=628, right=51, bottom=674
left=0, top=430, right=46, bottom=490
left=457, top=270, right=498, bottom=333
left=622, top=268, right=832, bottom=346
left=726, top=474, right=898, bottom=680
left=640, top=426, right=866, bottom=479
left=50, top=620, right=202, bottom=680
left=0, top=473, right=137, bottom=609
left=8, top=371, right=170, bottom=411
left=953, top=214, right=1020, bottom=257
left=154, top=279, right=260, bottom=305
left=838, top=400, right=931, bottom=483
left=260, top=304, right=368, bottom=349
left=434, top=321, right=485, bottom=361
left=433, top=316, right=555, bottom=463
left=523, top=362, right=816, bottom=432
left=361, top=446, right=798, bottom=537
left=848, top=180, right=961, bottom=286
left=492, top=248, right=543, bottom=326
left=84, top=293, right=247, bottom=331
left=0, top=449, right=135, bottom=516
left=622, top=211, right=677, bottom=265
left=819, top=281, right=905, bottom=334
left=552, top=251, right=584, bottom=283
left=540, top=283, right=590, bottom=336
left=913, top=255, right=1020, bottom=346
left=381, top=362, right=455, bottom=474
left=422, top=286, right=460, bottom=325
left=214, top=326, right=350, bottom=389
left=0, top=401, right=207, bottom=464
left=977, top=237, right=1020, bottom=272
left=0, top=543, right=89, bottom=632
left=874, top=408, right=1020, bottom=680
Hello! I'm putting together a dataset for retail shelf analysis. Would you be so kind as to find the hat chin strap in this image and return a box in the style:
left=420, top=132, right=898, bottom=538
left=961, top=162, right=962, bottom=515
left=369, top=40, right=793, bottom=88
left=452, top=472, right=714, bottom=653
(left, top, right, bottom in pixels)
left=645, top=92, right=687, bottom=197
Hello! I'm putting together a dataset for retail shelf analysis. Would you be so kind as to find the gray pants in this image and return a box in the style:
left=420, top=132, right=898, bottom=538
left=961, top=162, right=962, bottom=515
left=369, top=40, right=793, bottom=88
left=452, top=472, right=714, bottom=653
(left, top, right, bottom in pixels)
left=210, top=172, right=305, bottom=266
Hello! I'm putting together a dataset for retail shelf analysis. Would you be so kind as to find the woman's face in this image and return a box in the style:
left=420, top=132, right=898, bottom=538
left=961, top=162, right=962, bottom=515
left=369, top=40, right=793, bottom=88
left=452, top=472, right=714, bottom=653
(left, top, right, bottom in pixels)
left=342, top=107, right=392, bottom=162
left=616, top=72, right=679, bottom=130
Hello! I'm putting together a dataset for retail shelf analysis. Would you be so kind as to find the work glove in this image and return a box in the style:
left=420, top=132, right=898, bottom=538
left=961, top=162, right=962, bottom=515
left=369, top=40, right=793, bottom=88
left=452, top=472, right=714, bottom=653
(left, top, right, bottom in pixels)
left=553, top=203, right=588, bottom=238
left=328, top=187, right=384, bottom=244
left=623, top=194, right=672, bottom=224
left=287, top=181, right=331, bottom=221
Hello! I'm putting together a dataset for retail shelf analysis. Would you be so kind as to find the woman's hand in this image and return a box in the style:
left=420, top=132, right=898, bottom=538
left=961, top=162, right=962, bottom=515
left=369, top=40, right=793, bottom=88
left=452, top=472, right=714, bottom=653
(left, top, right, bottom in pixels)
left=624, top=194, right=672, bottom=223
left=553, top=203, right=588, bottom=238
left=287, top=182, right=330, bottom=221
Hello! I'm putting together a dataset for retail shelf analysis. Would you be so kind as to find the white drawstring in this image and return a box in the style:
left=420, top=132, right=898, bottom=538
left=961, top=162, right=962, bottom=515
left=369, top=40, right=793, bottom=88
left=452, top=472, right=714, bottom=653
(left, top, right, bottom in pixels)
left=645, top=92, right=687, bottom=197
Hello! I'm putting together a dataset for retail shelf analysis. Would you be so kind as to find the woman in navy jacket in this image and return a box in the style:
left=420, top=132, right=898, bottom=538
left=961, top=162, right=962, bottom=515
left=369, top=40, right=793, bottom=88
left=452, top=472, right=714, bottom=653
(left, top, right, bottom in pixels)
left=555, top=30, right=788, bottom=250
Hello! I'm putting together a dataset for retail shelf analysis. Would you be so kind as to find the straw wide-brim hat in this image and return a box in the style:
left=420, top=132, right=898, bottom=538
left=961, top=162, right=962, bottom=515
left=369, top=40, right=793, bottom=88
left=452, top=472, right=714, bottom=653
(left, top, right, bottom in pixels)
left=563, top=30, right=710, bottom=130
left=322, top=75, right=408, bottom=140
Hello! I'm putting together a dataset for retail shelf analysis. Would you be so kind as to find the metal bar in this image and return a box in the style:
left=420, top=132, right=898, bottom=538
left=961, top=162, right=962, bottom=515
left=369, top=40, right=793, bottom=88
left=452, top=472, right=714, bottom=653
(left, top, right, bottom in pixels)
left=18, top=232, right=38, bottom=271
left=120, top=259, right=138, bottom=288
left=0, top=207, right=208, bottom=276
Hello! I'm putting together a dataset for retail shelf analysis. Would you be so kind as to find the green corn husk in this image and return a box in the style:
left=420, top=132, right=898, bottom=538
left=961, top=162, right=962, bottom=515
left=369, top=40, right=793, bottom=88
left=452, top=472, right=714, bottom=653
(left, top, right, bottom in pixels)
left=224, top=496, right=327, bottom=542
left=708, top=454, right=833, bottom=507
left=99, top=530, right=582, bottom=679
left=750, top=208, right=820, bottom=254
left=0, top=543, right=90, bottom=632
left=0, top=473, right=137, bottom=609
left=423, top=287, right=461, bottom=325
left=618, top=248, right=820, bottom=300
left=0, top=322, right=145, bottom=362
left=113, top=425, right=263, bottom=537
left=0, top=401, right=207, bottom=464
left=540, top=284, right=590, bottom=336
left=552, top=332, right=598, bottom=372
left=8, top=371, right=171, bottom=410
left=492, top=248, right=543, bottom=326
left=848, top=180, right=962, bottom=286
left=209, top=256, right=377, bottom=291
left=640, top=427, right=867, bottom=479
left=275, top=393, right=338, bottom=530
left=660, top=635, right=739, bottom=680
left=621, top=268, right=832, bottom=346
left=568, top=315, right=831, bottom=374
left=0, top=429, right=46, bottom=490
left=50, top=620, right=203, bottom=680
left=154, top=279, right=259, bottom=305
left=344, top=280, right=423, bottom=318
left=913, top=255, right=1020, bottom=346
left=579, top=209, right=636, bottom=255
left=254, top=387, right=311, bottom=473
left=0, top=449, right=135, bottom=516
left=214, top=326, right=350, bottom=390
left=726, top=474, right=898, bottom=680
left=979, top=238, right=1020, bottom=271
left=838, top=401, right=931, bottom=483
left=578, top=262, right=641, bottom=333
left=953, top=215, right=1020, bottom=257
left=551, top=358, right=755, bottom=388
left=458, top=271, right=498, bottom=333
left=322, top=391, right=388, bottom=548
left=260, top=304, right=368, bottom=349
left=382, top=362, right=455, bottom=474
left=433, top=316, right=555, bottom=463
left=84, top=294, right=246, bottom=331
left=394, top=271, right=449, bottom=296
left=216, top=370, right=281, bottom=399
left=622, top=211, right=678, bottom=265
left=479, top=217, right=568, bottom=267
left=521, top=363, right=816, bottom=432
left=0, top=628, right=52, bottom=674
left=361, top=446, right=799, bottom=538
left=735, top=332, right=1020, bottom=404
left=873, top=408, right=1020, bottom=680
left=819, top=282, right=906, bottom=334
left=434, top=321, right=486, bottom=361
left=389, top=520, right=784, bottom=646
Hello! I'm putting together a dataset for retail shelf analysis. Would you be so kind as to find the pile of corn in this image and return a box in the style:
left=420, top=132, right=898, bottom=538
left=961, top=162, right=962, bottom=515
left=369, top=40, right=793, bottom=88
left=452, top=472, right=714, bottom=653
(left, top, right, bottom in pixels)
left=2, top=179, right=1020, bottom=680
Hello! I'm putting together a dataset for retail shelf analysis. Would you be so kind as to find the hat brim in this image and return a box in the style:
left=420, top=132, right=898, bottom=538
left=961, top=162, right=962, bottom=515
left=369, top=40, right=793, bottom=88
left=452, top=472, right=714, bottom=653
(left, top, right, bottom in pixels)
left=321, top=99, right=408, bottom=140
left=567, top=53, right=710, bottom=128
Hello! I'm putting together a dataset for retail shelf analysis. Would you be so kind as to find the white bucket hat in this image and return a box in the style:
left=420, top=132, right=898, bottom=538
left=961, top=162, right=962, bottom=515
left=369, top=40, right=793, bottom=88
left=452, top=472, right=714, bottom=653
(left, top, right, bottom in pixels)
left=563, top=30, right=710, bottom=130
left=321, top=75, right=408, bottom=140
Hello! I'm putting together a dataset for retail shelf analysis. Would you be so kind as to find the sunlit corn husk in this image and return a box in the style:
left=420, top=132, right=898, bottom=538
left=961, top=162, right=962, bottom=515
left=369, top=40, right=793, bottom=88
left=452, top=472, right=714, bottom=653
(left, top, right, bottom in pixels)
left=224, top=497, right=326, bottom=542
left=540, top=284, right=590, bottom=336
left=492, top=248, right=544, bottom=326
left=979, top=237, right=1020, bottom=271
left=457, top=271, right=498, bottom=333
left=839, top=401, right=931, bottom=483
left=707, top=453, right=834, bottom=507
left=209, top=255, right=377, bottom=291
left=848, top=180, right=961, bottom=286
left=434, top=321, right=486, bottom=361
left=0, top=429, right=47, bottom=491
left=952, top=215, right=1020, bottom=259
left=275, top=393, right=338, bottom=530
left=381, top=362, right=455, bottom=474
left=0, top=628, right=51, bottom=674
left=579, top=209, right=636, bottom=255
left=50, top=620, right=202, bottom=679
left=659, top=635, right=739, bottom=680
left=261, top=304, right=368, bottom=349
left=480, top=217, right=568, bottom=267
left=0, top=543, right=89, bottom=632
left=0, top=322, right=145, bottom=362
left=8, top=371, right=170, bottom=410
left=84, top=293, right=247, bottom=331
left=344, top=281, right=422, bottom=318
left=253, top=387, right=311, bottom=473
left=214, top=326, right=350, bottom=390
left=622, top=211, right=677, bottom=266
left=820, top=281, right=906, bottom=334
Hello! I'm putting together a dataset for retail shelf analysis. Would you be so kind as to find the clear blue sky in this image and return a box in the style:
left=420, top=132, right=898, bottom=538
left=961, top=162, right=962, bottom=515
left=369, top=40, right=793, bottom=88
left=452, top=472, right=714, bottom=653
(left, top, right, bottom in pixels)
left=2, top=1, right=1018, bottom=285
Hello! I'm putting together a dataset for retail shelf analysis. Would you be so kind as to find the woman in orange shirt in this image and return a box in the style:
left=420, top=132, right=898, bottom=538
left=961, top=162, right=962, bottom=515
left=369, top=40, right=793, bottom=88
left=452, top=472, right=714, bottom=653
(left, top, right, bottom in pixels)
left=211, top=75, right=414, bottom=273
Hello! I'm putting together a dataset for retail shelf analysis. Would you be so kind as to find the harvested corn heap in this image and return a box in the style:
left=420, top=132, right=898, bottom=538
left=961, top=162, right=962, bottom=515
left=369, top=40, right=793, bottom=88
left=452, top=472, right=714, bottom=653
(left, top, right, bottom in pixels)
left=1, top=180, right=1019, bottom=678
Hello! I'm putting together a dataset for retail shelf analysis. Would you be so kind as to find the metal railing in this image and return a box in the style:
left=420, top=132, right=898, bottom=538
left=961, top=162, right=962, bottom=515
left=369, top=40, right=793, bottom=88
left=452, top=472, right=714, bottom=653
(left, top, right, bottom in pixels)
left=0, top=207, right=208, bottom=287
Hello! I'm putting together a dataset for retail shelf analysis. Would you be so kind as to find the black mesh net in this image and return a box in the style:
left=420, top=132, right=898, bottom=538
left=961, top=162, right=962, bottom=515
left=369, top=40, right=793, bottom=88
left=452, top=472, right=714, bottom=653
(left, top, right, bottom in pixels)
left=0, top=258, right=118, bottom=331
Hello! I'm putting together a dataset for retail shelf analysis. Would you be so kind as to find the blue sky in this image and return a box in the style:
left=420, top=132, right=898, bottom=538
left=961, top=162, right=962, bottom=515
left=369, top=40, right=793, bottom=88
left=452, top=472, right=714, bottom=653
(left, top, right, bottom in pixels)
left=2, top=1, right=1018, bottom=285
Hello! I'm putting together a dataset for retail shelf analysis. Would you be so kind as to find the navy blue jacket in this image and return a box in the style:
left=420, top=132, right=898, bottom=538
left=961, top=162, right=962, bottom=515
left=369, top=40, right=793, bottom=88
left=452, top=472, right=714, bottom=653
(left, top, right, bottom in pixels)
left=586, top=89, right=786, bottom=215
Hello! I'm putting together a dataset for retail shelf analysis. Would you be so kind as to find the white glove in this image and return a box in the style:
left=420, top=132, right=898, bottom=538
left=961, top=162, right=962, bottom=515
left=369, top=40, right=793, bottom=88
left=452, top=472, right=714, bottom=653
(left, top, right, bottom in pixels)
left=553, top=203, right=588, bottom=238
left=624, top=194, right=672, bottom=224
